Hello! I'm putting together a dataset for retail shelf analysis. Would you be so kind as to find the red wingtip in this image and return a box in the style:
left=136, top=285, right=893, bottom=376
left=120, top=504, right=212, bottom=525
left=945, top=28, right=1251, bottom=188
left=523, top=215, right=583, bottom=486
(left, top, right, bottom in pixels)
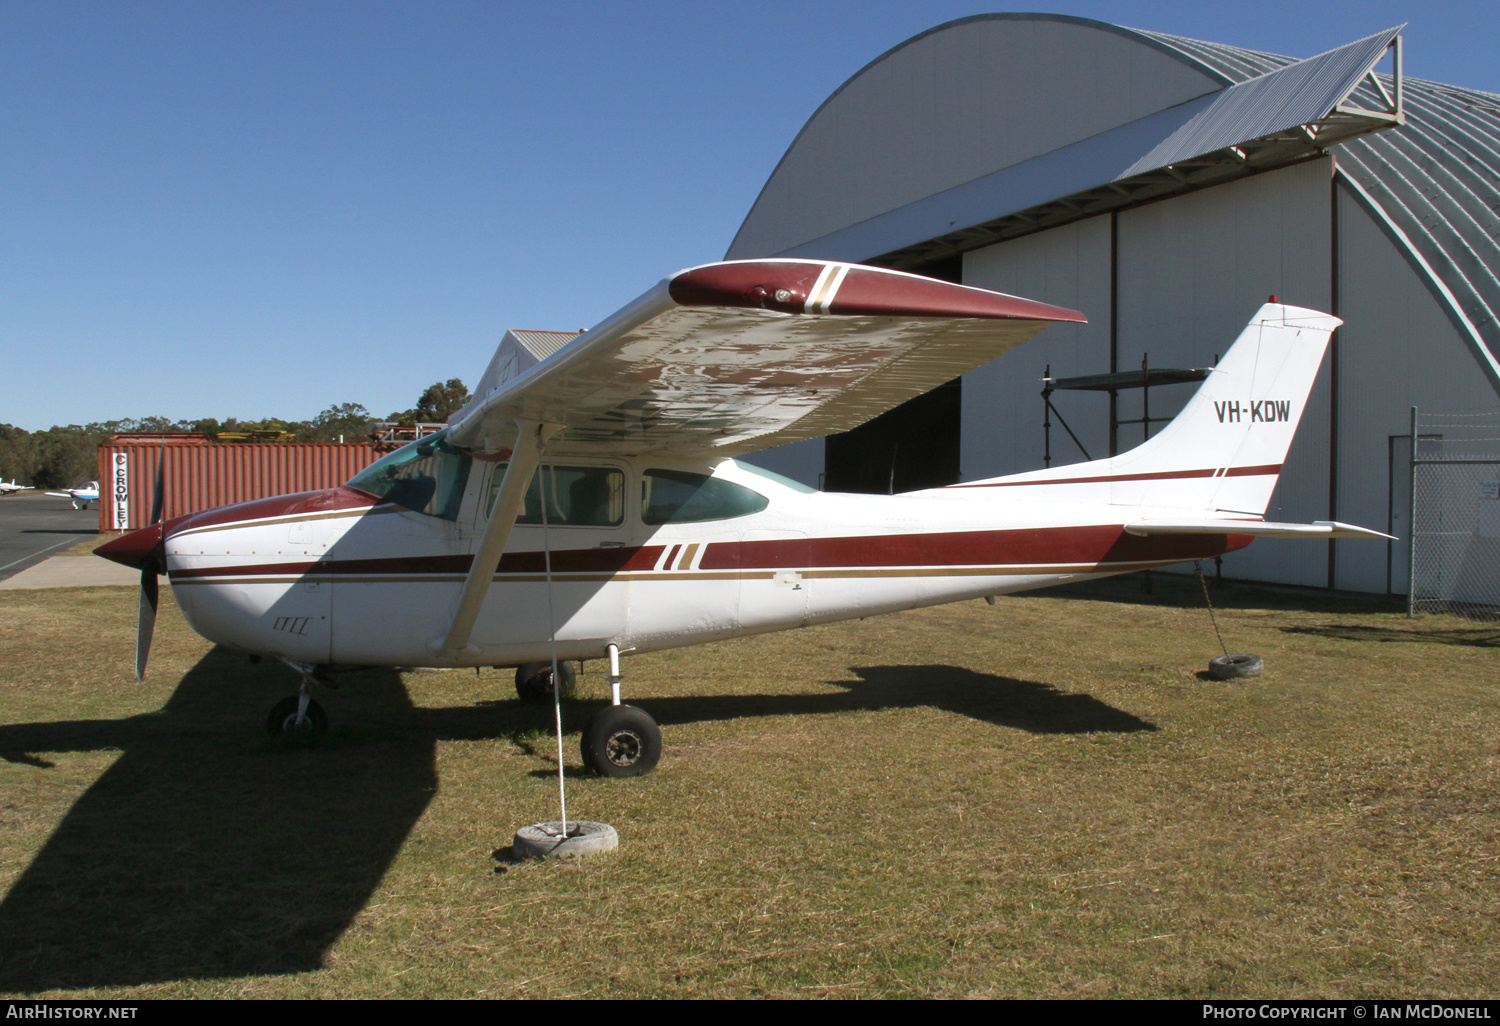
left=670, top=261, right=1087, bottom=324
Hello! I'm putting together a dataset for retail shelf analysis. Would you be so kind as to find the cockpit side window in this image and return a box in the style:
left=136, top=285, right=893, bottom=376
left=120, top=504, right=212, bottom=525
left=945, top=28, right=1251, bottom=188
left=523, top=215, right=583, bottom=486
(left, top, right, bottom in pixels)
left=347, top=430, right=472, bottom=521
left=484, top=465, right=625, bottom=527
left=642, top=469, right=769, bottom=525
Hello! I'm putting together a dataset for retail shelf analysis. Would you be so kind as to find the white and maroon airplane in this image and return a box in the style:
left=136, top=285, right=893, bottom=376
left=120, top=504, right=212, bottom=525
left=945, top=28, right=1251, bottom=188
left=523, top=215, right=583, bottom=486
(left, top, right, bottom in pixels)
left=45, top=481, right=99, bottom=509
left=98, top=259, right=1386, bottom=776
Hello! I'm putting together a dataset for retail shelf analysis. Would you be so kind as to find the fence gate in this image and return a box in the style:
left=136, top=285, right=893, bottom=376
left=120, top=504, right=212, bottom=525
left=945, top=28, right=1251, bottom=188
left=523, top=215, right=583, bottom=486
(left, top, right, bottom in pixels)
left=1408, top=407, right=1500, bottom=618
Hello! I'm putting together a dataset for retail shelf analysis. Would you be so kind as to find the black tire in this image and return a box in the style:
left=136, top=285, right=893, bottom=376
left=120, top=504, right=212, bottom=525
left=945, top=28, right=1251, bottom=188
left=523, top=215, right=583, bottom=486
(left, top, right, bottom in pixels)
left=515, top=661, right=577, bottom=704
left=581, top=705, right=661, bottom=778
left=266, top=695, right=329, bottom=737
left=1209, top=653, right=1264, bottom=680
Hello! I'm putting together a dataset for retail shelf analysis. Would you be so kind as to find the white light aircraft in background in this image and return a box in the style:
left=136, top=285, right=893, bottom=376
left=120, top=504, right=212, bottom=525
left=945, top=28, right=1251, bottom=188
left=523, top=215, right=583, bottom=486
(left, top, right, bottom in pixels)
left=46, top=482, right=99, bottom=510
left=99, top=259, right=1389, bottom=776
left=0, top=480, right=33, bottom=496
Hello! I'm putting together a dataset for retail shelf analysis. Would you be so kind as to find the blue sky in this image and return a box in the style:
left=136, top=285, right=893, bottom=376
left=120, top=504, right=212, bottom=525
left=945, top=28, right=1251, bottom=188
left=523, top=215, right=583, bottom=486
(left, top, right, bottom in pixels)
left=4, top=1, right=1496, bottom=432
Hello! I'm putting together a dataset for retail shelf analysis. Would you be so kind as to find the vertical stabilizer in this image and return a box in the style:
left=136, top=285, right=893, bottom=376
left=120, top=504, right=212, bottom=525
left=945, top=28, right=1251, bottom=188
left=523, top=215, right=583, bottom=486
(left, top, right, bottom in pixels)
left=959, top=303, right=1339, bottom=514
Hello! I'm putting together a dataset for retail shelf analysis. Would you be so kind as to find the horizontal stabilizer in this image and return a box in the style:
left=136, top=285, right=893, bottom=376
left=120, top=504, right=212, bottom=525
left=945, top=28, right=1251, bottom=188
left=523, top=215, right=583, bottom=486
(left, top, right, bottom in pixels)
left=1125, top=519, right=1395, bottom=540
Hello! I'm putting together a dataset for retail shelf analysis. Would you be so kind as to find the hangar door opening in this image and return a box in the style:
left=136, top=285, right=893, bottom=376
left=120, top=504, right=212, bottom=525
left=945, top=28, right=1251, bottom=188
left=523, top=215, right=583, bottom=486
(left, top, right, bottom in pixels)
left=823, top=379, right=962, bottom=493
left=822, top=256, right=964, bottom=494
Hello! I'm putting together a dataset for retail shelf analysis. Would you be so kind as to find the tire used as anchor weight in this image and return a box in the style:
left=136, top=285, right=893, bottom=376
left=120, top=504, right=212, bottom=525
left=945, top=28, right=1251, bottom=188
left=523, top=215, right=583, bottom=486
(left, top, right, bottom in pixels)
left=515, top=661, right=577, bottom=704
left=1208, top=653, right=1264, bottom=680
left=266, top=695, right=329, bottom=737
left=581, top=704, right=661, bottom=778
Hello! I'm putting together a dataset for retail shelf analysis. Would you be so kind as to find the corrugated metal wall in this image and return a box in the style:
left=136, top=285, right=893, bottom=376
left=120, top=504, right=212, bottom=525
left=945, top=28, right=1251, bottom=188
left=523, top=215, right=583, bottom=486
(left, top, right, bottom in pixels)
left=96, top=443, right=393, bottom=532
left=1334, top=189, right=1500, bottom=594
left=961, top=214, right=1113, bottom=479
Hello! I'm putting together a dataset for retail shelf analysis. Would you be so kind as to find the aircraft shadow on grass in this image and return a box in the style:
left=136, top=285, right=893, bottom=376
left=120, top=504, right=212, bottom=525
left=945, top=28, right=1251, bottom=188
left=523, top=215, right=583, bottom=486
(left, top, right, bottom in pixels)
left=1280, top=623, right=1500, bottom=648
left=0, top=652, right=1150, bottom=991
left=621, top=665, right=1157, bottom=737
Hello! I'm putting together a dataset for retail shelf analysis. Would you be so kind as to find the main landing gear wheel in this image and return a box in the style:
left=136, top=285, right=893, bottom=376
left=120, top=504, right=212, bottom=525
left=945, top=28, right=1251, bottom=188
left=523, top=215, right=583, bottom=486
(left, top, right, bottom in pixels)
left=266, top=695, right=328, bottom=738
left=515, top=661, right=577, bottom=704
left=581, top=704, right=661, bottom=778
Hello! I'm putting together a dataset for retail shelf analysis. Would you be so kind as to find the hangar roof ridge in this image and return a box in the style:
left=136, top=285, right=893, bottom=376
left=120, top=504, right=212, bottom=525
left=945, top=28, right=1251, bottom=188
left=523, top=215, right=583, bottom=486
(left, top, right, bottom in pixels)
left=1132, top=26, right=1500, bottom=392
left=729, top=16, right=1399, bottom=267
left=742, top=29, right=1401, bottom=270
left=796, top=12, right=1236, bottom=112
left=726, top=13, right=1230, bottom=263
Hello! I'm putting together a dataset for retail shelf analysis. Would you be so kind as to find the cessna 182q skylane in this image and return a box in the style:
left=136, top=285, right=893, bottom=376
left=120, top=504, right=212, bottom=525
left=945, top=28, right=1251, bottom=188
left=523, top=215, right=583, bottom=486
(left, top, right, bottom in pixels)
left=99, top=259, right=1387, bottom=777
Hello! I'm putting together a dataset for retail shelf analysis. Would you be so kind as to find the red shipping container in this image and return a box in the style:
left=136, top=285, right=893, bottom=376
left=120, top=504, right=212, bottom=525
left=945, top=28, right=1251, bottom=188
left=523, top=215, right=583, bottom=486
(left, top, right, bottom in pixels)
left=96, top=441, right=399, bottom=533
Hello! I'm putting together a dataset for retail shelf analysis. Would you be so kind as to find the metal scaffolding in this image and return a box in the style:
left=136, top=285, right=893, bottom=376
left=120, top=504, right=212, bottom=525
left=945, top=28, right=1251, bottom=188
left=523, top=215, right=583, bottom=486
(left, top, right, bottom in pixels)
left=1041, top=355, right=1211, bottom=467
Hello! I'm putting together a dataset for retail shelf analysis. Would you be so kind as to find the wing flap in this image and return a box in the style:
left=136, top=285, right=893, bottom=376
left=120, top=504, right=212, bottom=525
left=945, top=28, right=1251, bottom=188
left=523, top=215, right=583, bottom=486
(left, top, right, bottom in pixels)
left=447, top=260, right=1084, bottom=457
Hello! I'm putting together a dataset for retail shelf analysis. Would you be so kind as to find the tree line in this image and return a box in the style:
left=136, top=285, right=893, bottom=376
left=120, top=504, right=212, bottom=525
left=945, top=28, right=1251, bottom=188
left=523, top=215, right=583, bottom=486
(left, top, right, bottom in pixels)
left=0, top=380, right=469, bottom=489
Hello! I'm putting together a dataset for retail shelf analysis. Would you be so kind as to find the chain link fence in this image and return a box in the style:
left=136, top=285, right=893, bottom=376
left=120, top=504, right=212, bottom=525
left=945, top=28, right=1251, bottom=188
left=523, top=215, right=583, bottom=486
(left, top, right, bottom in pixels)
left=1409, top=407, right=1500, bottom=618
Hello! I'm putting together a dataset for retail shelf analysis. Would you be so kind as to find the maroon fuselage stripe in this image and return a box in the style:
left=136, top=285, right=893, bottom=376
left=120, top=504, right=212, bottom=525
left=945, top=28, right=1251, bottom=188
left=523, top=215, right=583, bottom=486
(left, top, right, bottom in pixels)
left=952, top=464, right=1282, bottom=489
left=170, top=545, right=669, bottom=580
left=168, top=525, right=1251, bottom=580
left=703, top=525, right=1245, bottom=570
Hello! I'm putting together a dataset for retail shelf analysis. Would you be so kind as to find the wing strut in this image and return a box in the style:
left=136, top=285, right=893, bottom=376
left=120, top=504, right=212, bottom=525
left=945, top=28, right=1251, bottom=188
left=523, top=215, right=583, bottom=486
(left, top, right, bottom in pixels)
left=433, top=420, right=564, bottom=656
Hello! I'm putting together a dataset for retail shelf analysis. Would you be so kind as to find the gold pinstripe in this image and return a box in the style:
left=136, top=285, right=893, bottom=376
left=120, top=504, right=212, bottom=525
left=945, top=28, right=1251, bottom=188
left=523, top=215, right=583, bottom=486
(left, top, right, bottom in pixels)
left=169, top=558, right=1184, bottom=586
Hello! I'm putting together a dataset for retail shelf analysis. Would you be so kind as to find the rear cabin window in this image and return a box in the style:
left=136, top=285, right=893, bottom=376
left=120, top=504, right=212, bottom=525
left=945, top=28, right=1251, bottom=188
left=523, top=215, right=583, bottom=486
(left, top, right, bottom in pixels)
left=485, top=465, right=625, bottom=527
left=347, top=431, right=472, bottom=521
left=642, top=469, right=769, bottom=525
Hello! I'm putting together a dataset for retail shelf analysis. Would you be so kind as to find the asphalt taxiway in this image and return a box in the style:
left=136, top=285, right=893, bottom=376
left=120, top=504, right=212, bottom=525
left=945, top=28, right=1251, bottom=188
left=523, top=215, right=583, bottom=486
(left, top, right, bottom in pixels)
left=0, top=493, right=103, bottom=582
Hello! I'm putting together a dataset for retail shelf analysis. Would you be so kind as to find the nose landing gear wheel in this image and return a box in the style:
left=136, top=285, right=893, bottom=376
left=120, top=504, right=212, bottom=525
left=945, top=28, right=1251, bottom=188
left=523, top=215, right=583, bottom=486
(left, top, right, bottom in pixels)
left=581, top=704, right=661, bottom=778
left=515, top=661, right=577, bottom=704
left=267, top=695, right=328, bottom=738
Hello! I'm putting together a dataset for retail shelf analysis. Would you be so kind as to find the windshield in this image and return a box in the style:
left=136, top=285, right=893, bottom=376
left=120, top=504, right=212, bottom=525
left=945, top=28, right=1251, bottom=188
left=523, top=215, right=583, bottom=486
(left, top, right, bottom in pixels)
left=347, top=430, right=472, bottom=520
left=730, top=459, right=818, bottom=494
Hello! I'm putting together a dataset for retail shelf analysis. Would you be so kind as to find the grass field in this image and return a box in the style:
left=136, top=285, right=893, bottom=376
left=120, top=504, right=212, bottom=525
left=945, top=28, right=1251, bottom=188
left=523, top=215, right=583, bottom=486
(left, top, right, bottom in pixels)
left=0, top=574, right=1496, bottom=998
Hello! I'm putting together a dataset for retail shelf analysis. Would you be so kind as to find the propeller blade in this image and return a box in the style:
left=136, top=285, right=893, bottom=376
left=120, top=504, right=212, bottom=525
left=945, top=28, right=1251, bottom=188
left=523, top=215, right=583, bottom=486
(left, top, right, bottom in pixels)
left=149, top=444, right=165, bottom=526
left=136, top=558, right=159, bottom=682
left=134, top=444, right=167, bottom=682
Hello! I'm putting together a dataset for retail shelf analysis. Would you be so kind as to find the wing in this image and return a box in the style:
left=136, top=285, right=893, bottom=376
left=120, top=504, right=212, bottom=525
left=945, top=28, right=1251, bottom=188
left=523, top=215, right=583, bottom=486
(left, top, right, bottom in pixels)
left=447, top=260, right=1085, bottom=456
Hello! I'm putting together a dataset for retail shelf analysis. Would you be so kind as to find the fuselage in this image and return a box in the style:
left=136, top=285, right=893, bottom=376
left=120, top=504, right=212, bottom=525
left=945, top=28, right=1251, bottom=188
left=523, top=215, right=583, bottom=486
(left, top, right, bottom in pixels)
left=143, top=445, right=1248, bottom=669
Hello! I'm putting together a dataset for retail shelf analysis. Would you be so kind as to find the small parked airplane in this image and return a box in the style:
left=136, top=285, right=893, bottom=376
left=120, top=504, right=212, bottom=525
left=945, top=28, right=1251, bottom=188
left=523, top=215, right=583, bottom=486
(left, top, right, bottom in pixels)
left=99, top=259, right=1388, bottom=776
left=0, top=479, right=33, bottom=496
left=46, top=482, right=99, bottom=509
